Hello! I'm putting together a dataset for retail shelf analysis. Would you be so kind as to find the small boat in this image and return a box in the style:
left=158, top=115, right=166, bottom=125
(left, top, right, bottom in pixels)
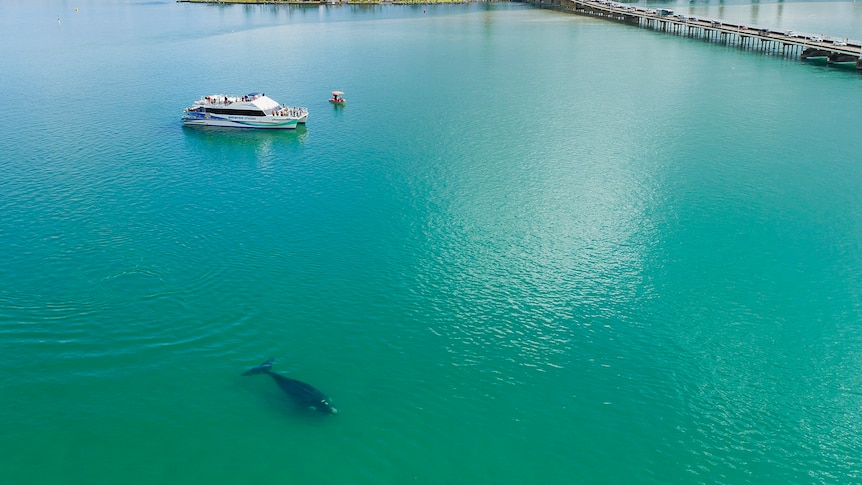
left=182, top=93, right=308, bottom=129
left=329, top=91, right=346, bottom=105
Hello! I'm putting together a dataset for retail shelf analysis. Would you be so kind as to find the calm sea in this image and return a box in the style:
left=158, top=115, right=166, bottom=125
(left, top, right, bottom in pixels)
left=2, top=0, right=862, bottom=483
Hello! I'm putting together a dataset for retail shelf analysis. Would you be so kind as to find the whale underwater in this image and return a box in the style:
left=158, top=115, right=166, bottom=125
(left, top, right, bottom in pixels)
left=242, top=358, right=338, bottom=415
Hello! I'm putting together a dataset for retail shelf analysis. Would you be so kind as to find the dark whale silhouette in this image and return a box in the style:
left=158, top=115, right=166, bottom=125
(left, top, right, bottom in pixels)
left=242, top=358, right=338, bottom=415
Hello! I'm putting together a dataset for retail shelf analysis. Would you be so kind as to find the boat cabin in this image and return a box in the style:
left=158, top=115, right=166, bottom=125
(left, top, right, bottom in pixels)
left=194, top=93, right=282, bottom=117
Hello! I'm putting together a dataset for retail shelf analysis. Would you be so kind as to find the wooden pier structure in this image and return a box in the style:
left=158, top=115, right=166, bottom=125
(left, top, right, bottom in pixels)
left=521, top=0, right=862, bottom=69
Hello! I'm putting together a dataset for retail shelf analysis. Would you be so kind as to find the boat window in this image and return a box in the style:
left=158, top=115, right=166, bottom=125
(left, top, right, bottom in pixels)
left=205, top=107, right=267, bottom=117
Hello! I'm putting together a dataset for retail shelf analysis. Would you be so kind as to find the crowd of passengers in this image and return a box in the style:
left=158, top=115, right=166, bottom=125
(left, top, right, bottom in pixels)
left=204, top=94, right=263, bottom=105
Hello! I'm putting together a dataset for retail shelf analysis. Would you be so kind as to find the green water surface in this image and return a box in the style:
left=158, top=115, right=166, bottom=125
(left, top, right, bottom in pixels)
left=1, top=1, right=862, bottom=483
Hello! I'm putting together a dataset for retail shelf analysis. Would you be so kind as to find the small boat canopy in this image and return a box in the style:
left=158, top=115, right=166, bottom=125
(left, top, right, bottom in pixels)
left=331, top=91, right=344, bottom=96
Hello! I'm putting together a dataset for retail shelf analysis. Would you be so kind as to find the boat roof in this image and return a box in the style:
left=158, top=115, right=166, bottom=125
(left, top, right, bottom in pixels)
left=249, top=95, right=279, bottom=111
left=193, top=93, right=281, bottom=111
left=331, top=91, right=344, bottom=95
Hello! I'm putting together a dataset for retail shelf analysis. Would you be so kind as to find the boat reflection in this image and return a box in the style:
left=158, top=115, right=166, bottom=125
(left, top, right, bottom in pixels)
left=182, top=124, right=307, bottom=148
left=182, top=125, right=308, bottom=171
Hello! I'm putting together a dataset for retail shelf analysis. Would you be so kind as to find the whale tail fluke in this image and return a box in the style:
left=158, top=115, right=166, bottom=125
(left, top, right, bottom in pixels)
left=243, top=358, right=274, bottom=376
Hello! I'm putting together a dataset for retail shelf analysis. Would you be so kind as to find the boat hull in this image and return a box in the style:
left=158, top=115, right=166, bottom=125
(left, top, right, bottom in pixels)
left=182, top=111, right=299, bottom=130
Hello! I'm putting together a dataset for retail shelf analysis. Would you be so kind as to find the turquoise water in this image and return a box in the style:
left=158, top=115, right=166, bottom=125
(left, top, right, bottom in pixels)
left=2, top=1, right=862, bottom=483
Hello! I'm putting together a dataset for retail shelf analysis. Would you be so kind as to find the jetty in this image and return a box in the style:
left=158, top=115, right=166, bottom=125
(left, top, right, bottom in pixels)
left=521, top=0, right=862, bottom=70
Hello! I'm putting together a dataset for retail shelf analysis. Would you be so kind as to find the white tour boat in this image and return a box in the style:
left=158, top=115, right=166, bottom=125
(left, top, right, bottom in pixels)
left=182, top=93, right=308, bottom=129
